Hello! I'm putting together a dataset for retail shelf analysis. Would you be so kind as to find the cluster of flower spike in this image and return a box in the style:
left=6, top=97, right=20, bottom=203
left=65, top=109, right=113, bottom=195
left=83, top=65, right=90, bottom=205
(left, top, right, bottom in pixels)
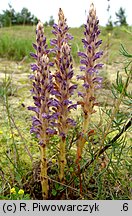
left=50, top=8, right=77, bottom=139
left=28, top=4, right=103, bottom=189
left=51, top=8, right=73, bottom=54
left=77, top=3, right=103, bottom=118
left=28, top=21, right=57, bottom=145
left=50, top=9, right=78, bottom=181
left=76, top=3, right=103, bottom=160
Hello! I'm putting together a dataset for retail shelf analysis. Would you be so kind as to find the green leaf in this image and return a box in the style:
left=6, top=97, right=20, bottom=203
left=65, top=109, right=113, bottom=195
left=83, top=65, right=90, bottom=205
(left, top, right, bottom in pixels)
left=55, top=183, right=59, bottom=190
left=69, top=166, right=74, bottom=172
left=52, top=189, right=57, bottom=196
left=58, top=185, right=63, bottom=191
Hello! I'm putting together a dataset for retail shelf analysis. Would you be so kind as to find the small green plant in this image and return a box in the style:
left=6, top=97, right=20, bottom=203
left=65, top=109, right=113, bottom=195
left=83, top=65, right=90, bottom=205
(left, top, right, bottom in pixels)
left=0, top=187, right=30, bottom=200
left=0, top=72, right=16, bottom=98
left=51, top=183, right=64, bottom=197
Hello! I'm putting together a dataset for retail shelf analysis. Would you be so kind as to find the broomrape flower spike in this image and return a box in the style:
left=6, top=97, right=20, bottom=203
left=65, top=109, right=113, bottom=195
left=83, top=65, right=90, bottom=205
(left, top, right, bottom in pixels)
left=29, top=21, right=56, bottom=199
left=51, top=8, right=73, bottom=67
left=77, top=3, right=103, bottom=161
left=51, top=9, right=77, bottom=182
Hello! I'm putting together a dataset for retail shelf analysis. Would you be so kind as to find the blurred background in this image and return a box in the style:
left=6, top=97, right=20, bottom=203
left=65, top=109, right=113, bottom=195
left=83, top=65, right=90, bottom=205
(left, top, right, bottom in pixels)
left=0, top=0, right=131, bottom=27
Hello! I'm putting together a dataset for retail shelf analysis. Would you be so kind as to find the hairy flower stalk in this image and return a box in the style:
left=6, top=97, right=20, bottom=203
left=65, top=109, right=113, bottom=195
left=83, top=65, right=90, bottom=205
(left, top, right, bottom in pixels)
left=77, top=3, right=103, bottom=161
left=51, top=9, right=77, bottom=181
left=29, top=21, right=56, bottom=199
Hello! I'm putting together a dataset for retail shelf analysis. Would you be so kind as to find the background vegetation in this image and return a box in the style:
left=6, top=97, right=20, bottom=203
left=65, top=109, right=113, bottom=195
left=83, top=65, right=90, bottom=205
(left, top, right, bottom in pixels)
left=0, top=25, right=131, bottom=63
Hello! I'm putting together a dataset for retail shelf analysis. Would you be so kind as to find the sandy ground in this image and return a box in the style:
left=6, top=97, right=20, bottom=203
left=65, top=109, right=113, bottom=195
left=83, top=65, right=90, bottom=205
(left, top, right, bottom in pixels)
left=0, top=58, right=131, bottom=116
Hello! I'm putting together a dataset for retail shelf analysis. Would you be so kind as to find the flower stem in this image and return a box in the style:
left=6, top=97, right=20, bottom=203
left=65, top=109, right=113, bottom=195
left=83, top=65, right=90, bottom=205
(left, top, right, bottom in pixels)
left=59, top=138, right=66, bottom=181
left=40, top=143, right=48, bottom=199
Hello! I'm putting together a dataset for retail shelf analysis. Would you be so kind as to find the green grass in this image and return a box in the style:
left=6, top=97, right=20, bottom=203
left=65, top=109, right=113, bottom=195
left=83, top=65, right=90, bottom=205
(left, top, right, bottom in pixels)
left=0, top=25, right=131, bottom=63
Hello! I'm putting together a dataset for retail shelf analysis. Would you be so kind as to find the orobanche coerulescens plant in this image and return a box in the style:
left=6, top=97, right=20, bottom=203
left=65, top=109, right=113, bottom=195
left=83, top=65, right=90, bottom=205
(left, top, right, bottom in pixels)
left=50, top=8, right=77, bottom=182
left=76, top=3, right=103, bottom=163
left=28, top=21, right=57, bottom=198
left=29, top=3, right=103, bottom=199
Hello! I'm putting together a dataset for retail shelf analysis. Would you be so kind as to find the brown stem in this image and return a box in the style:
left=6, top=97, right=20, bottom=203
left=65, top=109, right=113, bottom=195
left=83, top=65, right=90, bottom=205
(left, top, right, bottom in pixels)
left=59, top=138, right=66, bottom=181
left=81, top=114, right=90, bottom=152
left=76, top=113, right=90, bottom=163
left=75, top=114, right=90, bottom=195
left=40, top=143, right=48, bottom=199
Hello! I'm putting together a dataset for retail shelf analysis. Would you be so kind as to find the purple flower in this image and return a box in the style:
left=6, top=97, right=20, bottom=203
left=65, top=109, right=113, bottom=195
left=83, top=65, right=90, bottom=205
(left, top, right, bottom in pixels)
left=80, top=59, right=88, bottom=66
left=50, top=39, right=57, bottom=46
left=95, top=84, right=102, bottom=89
left=62, top=80, right=67, bottom=90
left=50, top=122, right=59, bottom=127
left=29, top=74, right=35, bottom=80
left=77, top=75, right=85, bottom=80
left=31, top=64, right=39, bottom=71
left=95, top=40, right=102, bottom=48
left=67, top=70, right=74, bottom=79
left=92, top=77, right=103, bottom=83
left=94, top=63, right=103, bottom=69
left=30, top=89, right=35, bottom=94
left=52, top=30, right=57, bottom=35
left=87, top=45, right=92, bottom=53
left=80, top=66, right=86, bottom=71
left=30, top=52, right=38, bottom=59
left=32, top=117, right=41, bottom=127
left=30, top=126, right=40, bottom=134
left=51, top=90, right=61, bottom=97
left=50, top=112, right=60, bottom=120
left=47, top=83, right=53, bottom=92
left=39, top=140, right=44, bottom=146
left=65, top=33, right=73, bottom=40
left=66, top=118, right=76, bottom=126
left=78, top=92, right=84, bottom=97
left=97, top=29, right=101, bottom=36
left=93, top=51, right=103, bottom=61
left=32, top=43, right=37, bottom=50
left=63, top=99, right=72, bottom=106
left=42, top=37, right=46, bottom=45
left=34, top=100, right=41, bottom=107
left=46, top=128, right=57, bottom=135
left=87, top=67, right=95, bottom=75
left=68, top=104, right=77, bottom=111
left=47, top=99, right=60, bottom=108
left=78, top=52, right=87, bottom=58
left=59, top=132, right=66, bottom=139
left=69, top=84, right=77, bottom=94
left=42, top=113, right=50, bottom=119
left=83, top=83, right=89, bottom=89
left=55, top=73, right=63, bottom=82
left=82, top=39, right=89, bottom=47
left=33, top=82, right=41, bottom=92
left=28, top=106, right=39, bottom=113
left=49, top=62, right=54, bottom=67
left=53, top=23, right=59, bottom=31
